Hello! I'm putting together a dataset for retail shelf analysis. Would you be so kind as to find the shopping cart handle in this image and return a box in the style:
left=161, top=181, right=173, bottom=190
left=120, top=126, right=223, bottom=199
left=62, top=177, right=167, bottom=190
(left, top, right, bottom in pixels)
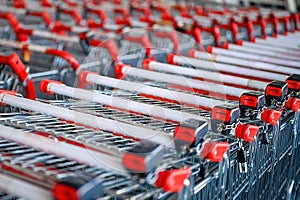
left=41, top=0, right=52, bottom=7
left=78, top=70, right=97, bottom=88
left=155, top=31, right=179, bottom=51
left=38, top=11, right=53, bottom=27
left=87, top=8, right=106, bottom=25
left=115, top=63, right=131, bottom=79
left=292, top=14, right=300, bottom=30
left=166, top=53, right=177, bottom=65
left=53, top=174, right=104, bottom=200
left=122, top=141, right=164, bottom=173
left=13, top=0, right=25, bottom=8
left=60, top=9, right=82, bottom=25
left=155, top=168, right=191, bottom=193
left=200, top=141, right=229, bottom=162
left=40, top=79, right=64, bottom=95
left=0, top=13, right=20, bottom=33
left=124, top=35, right=152, bottom=56
left=285, top=97, right=300, bottom=112
left=174, top=119, right=208, bottom=151
left=45, top=49, right=79, bottom=72
left=235, top=123, right=259, bottom=142
left=0, top=90, right=17, bottom=105
left=51, top=21, right=72, bottom=34
left=0, top=54, right=35, bottom=99
left=261, top=108, right=282, bottom=126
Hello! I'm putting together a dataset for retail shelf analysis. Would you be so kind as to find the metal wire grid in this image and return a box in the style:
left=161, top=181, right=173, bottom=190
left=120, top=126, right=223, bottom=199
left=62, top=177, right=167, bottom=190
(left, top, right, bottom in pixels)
left=97, top=88, right=222, bottom=116
left=46, top=96, right=297, bottom=200
left=0, top=114, right=229, bottom=199
left=0, top=136, right=158, bottom=199
left=0, top=191, right=24, bottom=200
left=0, top=68, right=25, bottom=99
left=0, top=113, right=138, bottom=153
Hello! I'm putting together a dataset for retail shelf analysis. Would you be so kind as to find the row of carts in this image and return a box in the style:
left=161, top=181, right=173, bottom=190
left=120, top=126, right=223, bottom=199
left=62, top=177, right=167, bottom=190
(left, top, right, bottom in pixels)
left=0, top=0, right=299, bottom=199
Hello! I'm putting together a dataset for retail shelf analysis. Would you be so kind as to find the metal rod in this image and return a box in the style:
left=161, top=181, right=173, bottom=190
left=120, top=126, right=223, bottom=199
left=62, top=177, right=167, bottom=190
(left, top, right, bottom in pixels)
left=46, top=81, right=207, bottom=123
left=84, top=73, right=226, bottom=109
left=0, top=124, right=127, bottom=173
left=120, top=66, right=248, bottom=97
left=146, top=60, right=267, bottom=90
left=170, top=54, right=288, bottom=81
left=190, top=50, right=300, bottom=75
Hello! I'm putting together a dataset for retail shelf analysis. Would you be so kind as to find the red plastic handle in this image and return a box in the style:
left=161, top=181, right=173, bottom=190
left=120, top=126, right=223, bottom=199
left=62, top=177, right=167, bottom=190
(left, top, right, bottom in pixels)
left=155, top=168, right=191, bottom=192
left=41, top=0, right=52, bottom=7
left=13, top=0, right=25, bottom=8
left=261, top=108, right=282, bottom=125
left=87, top=9, right=106, bottom=26
left=0, top=13, right=20, bottom=31
left=114, top=63, right=130, bottom=79
left=155, top=31, right=179, bottom=52
left=125, top=34, right=152, bottom=56
left=285, top=97, right=300, bottom=112
left=77, top=70, right=97, bottom=88
left=51, top=21, right=72, bottom=34
left=200, top=142, right=229, bottom=162
left=61, top=10, right=82, bottom=25
left=45, top=49, right=79, bottom=71
left=235, top=123, right=259, bottom=142
left=88, top=39, right=119, bottom=61
left=40, top=79, right=63, bottom=95
left=0, top=54, right=35, bottom=99
left=41, top=11, right=53, bottom=27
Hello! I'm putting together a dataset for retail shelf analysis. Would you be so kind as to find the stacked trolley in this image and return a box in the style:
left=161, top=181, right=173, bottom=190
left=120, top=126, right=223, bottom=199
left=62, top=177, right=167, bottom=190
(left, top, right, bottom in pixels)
left=0, top=0, right=299, bottom=200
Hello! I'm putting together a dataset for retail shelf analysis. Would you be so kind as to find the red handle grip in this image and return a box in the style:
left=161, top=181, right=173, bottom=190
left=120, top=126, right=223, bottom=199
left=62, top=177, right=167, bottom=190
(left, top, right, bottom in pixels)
left=0, top=53, right=35, bottom=99
left=45, top=49, right=79, bottom=71
left=125, top=34, right=152, bottom=56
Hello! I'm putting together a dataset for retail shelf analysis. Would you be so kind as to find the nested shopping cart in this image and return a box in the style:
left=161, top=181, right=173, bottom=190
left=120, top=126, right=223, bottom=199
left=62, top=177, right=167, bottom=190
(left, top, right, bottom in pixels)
left=0, top=87, right=233, bottom=199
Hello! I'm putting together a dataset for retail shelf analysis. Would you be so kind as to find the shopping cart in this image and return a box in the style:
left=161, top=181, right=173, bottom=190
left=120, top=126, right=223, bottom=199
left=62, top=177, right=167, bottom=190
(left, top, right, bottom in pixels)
left=0, top=89, right=231, bottom=199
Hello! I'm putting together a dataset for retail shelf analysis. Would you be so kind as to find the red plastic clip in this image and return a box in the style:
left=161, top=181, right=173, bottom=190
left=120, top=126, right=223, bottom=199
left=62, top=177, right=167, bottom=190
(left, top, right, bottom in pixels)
left=200, top=142, right=229, bottom=162
left=261, top=109, right=282, bottom=125
left=285, top=97, right=300, bottom=112
left=235, top=123, right=259, bottom=142
left=155, top=168, right=191, bottom=193
left=40, top=79, right=63, bottom=95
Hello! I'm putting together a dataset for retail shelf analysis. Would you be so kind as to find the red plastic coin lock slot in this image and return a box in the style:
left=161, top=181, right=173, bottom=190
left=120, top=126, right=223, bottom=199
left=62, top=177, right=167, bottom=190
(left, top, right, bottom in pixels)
left=261, top=109, right=282, bottom=125
left=285, top=97, right=300, bottom=112
left=200, top=142, right=229, bottom=162
left=155, top=168, right=191, bottom=193
left=235, top=123, right=259, bottom=142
